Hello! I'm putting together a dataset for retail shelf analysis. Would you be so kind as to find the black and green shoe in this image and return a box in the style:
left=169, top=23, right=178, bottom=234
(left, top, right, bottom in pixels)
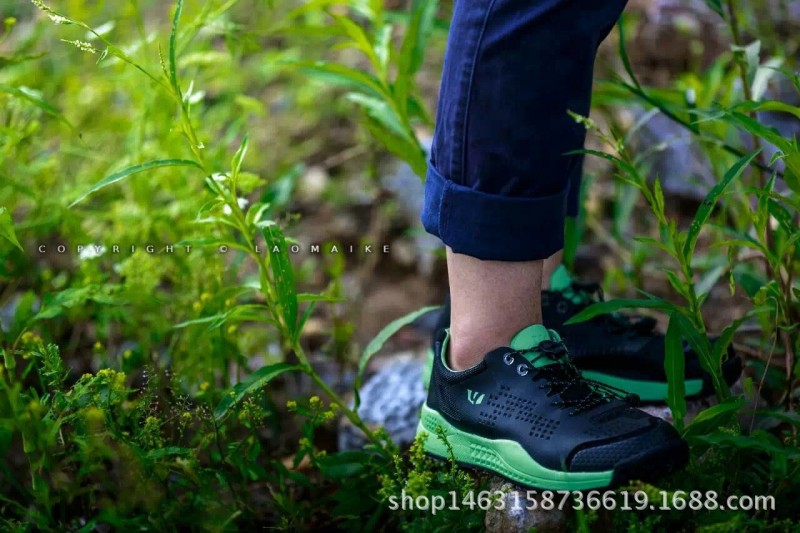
left=424, top=266, right=742, bottom=402
left=418, top=325, right=688, bottom=490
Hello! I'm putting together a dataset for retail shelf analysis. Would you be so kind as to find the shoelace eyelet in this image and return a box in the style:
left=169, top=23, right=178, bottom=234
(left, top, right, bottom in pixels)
left=503, top=352, right=515, bottom=365
left=516, top=364, right=529, bottom=377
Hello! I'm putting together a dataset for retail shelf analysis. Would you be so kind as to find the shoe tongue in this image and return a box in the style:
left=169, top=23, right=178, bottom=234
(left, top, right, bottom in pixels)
left=509, top=325, right=561, bottom=367
left=549, top=265, right=573, bottom=292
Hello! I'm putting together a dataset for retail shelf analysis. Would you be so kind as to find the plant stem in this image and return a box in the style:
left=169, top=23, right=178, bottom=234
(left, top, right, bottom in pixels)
left=725, top=0, right=796, bottom=408
left=304, top=359, right=383, bottom=448
left=224, top=186, right=384, bottom=448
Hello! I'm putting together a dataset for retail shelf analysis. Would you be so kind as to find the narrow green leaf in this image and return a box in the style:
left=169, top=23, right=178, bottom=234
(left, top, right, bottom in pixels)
left=633, top=236, right=674, bottom=255
left=573, top=149, right=639, bottom=178
left=287, top=60, right=386, bottom=98
left=169, top=0, right=184, bottom=98
left=732, top=41, right=761, bottom=90
left=694, top=432, right=793, bottom=457
left=331, top=14, right=381, bottom=70
left=214, top=363, right=301, bottom=420
left=173, top=304, right=273, bottom=331
left=711, top=313, right=754, bottom=367
left=231, top=135, right=249, bottom=183
left=69, top=159, right=202, bottom=207
left=664, top=270, right=691, bottom=302
left=702, top=0, right=724, bottom=17
left=395, top=0, right=438, bottom=111
left=297, top=293, right=344, bottom=303
left=406, top=0, right=438, bottom=75
left=727, top=112, right=789, bottom=148
left=564, top=298, right=674, bottom=325
left=672, top=313, right=711, bottom=366
left=734, top=100, right=800, bottom=121
left=260, top=163, right=303, bottom=211
left=683, top=149, right=760, bottom=260
left=0, top=207, right=23, bottom=251
left=725, top=113, right=800, bottom=192
left=653, top=177, right=665, bottom=220
left=0, top=84, right=73, bottom=128
left=263, top=225, right=298, bottom=338
left=346, top=93, right=410, bottom=142
left=363, top=118, right=427, bottom=178
left=617, top=17, right=642, bottom=89
left=296, top=301, right=317, bottom=341
left=684, top=398, right=745, bottom=439
left=374, top=23, right=392, bottom=75
left=768, top=198, right=794, bottom=234
left=695, top=265, right=726, bottom=299
left=664, top=314, right=687, bottom=431
left=407, top=92, right=433, bottom=125
left=354, top=306, right=438, bottom=408
left=34, top=285, right=121, bottom=321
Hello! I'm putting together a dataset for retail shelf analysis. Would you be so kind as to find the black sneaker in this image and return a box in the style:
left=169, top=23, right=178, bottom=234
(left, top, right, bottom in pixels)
left=424, top=268, right=742, bottom=402
left=541, top=266, right=742, bottom=401
left=417, top=325, right=689, bottom=490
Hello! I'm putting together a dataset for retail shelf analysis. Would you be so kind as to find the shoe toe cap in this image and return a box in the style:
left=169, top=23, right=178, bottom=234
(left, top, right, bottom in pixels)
left=568, top=419, right=684, bottom=473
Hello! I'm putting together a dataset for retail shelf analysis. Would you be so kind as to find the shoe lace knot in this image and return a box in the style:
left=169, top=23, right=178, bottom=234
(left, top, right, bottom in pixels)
left=516, top=340, right=639, bottom=415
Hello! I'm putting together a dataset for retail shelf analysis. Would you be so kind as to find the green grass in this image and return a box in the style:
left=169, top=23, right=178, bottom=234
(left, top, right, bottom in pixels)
left=0, top=0, right=799, bottom=530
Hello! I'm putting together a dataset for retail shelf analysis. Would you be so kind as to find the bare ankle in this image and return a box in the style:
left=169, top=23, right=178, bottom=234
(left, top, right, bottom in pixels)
left=448, top=327, right=513, bottom=371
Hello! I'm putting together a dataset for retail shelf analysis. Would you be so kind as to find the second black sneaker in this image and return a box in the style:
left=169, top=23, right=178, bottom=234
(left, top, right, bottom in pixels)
left=417, top=325, right=689, bottom=489
left=540, top=266, right=742, bottom=401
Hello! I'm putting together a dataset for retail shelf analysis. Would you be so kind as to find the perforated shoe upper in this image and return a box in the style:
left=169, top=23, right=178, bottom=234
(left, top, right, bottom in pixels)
left=426, top=327, right=684, bottom=473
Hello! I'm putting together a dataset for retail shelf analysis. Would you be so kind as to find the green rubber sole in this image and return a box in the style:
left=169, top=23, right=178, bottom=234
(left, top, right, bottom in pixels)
left=423, top=348, right=704, bottom=402
left=417, top=403, right=614, bottom=490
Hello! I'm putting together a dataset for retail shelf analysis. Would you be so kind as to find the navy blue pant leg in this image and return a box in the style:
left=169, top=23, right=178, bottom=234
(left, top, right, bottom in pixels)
left=421, top=0, right=628, bottom=261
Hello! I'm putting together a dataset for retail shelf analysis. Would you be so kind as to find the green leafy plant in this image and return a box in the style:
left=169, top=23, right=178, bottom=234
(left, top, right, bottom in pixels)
left=2, top=0, right=800, bottom=529
left=287, top=0, right=439, bottom=178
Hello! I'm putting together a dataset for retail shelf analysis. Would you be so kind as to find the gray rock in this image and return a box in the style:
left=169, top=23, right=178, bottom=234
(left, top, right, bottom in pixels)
left=338, top=357, right=427, bottom=451
left=629, top=77, right=800, bottom=202
left=639, top=395, right=716, bottom=423
left=630, top=108, right=716, bottom=201
left=485, top=479, right=569, bottom=533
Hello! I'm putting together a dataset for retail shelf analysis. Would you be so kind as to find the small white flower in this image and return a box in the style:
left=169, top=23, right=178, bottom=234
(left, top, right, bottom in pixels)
left=79, top=244, right=106, bottom=260
left=212, top=173, right=228, bottom=183
left=222, top=198, right=248, bottom=216
left=188, top=90, right=205, bottom=105
left=62, top=39, right=98, bottom=53
left=685, top=88, right=697, bottom=106
left=48, top=14, right=70, bottom=24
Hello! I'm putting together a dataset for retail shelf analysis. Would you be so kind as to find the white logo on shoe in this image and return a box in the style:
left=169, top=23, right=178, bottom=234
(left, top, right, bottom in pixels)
left=467, top=389, right=485, bottom=405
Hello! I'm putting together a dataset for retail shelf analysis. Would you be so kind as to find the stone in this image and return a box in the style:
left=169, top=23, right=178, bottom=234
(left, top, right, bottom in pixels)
left=484, top=479, right=570, bottom=533
left=338, top=357, right=427, bottom=451
left=629, top=108, right=716, bottom=201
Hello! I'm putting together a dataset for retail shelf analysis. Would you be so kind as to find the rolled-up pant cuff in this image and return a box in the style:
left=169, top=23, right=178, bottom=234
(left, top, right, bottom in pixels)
left=421, top=164, right=567, bottom=261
